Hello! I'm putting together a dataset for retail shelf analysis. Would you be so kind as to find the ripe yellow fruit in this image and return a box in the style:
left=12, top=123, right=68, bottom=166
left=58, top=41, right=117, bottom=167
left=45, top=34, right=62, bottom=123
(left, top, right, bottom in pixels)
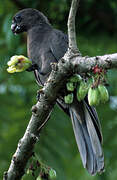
left=7, top=55, right=32, bottom=73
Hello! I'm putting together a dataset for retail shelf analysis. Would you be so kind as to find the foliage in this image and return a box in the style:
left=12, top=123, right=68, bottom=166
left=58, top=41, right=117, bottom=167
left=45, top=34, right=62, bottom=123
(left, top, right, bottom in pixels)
left=0, top=0, right=117, bottom=180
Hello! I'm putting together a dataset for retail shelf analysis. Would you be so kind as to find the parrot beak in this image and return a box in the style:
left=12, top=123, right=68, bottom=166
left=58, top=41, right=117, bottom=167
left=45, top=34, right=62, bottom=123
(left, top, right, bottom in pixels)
left=11, top=22, right=22, bottom=34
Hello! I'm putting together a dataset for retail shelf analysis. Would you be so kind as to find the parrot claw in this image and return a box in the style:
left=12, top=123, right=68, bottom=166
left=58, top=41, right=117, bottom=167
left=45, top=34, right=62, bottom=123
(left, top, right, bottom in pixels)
left=38, top=67, right=47, bottom=75
left=51, top=62, right=58, bottom=71
left=26, top=64, right=38, bottom=71
left=36, top=89, right=44, bottom=101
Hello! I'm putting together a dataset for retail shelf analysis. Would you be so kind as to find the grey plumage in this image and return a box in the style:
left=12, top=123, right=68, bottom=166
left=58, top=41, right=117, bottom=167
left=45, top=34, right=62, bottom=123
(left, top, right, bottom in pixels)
left=11, top=8, right=104, bottom=175
left=70, top=99, right=104, bottom=174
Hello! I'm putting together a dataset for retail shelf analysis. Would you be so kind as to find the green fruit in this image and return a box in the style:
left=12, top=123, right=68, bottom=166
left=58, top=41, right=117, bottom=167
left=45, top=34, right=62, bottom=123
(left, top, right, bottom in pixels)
left=49, top=169, right=56, bottom=179
left=77, top=81, right=89, bottom=101
left=66, top=82, right=75, bottom=91
left=26, top=169, right=31, bottom=175
left=87, top=77, right=93, bottom=86
left=69, top=74, right=82, bottom=83
left=64, top=93, right=73, bottom=104
left=98, top=84, right=109, bottom=103
left=36, top=176, right=42, bottom=180
left=88, top=87, right=100, bottom=106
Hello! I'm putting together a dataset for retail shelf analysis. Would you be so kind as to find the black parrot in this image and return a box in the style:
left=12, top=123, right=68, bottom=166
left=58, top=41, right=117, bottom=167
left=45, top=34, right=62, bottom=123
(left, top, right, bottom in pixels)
left=11, top=8, right=104, bottom=175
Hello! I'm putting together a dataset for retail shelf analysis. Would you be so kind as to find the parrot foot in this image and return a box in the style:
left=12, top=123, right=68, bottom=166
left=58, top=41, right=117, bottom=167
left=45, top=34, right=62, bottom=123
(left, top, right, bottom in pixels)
left=38, top=67, right=47, bottom=75
left=36, top=89, right=44, bottom=101
left=51, top=62, right=58, bottom=71
left=26, top=64, right=38, bottom=71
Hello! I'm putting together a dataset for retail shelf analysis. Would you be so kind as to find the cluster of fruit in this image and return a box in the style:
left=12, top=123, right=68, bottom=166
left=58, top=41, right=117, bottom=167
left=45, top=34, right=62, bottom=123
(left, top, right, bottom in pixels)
left=26, top=154, right=56, bottom=180
left=64, top=66, right=109, bottom=106
left=7, top=55, right=32, bottom=73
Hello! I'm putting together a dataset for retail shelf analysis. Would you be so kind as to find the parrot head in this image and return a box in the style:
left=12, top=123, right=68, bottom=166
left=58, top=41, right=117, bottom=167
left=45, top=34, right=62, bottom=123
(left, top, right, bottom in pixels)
left=11, top=8, right=49, bottom=34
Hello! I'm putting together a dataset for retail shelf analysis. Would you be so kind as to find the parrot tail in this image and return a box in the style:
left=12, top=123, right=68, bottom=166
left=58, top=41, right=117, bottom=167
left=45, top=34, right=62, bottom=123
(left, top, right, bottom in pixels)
left=69, top=99, right=104, bottom=175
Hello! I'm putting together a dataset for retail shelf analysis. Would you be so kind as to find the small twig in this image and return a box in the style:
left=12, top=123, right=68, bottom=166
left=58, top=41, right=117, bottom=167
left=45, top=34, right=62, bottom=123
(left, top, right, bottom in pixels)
left=67, top=0, right=80, bottom=53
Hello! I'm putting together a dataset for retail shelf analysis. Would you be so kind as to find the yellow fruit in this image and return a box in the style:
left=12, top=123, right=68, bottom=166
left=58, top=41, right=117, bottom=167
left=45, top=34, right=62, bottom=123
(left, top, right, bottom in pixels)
left=7, top=55, right=19, bottom=66
left=7, top=55, right=32, bottom=73
left=7, top=66, right=16, bottom=73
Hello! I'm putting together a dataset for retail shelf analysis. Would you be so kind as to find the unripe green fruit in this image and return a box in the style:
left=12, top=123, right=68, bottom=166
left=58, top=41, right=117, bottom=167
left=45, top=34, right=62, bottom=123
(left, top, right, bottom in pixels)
left=69, top=74, right=82, bottom=83
left=36, top=175, right=42, bottom=180
left=64, top=93, right=73, bottom=104
left=98, top=84, right=109, bottom=103
left=26, top=169, right=31, bottom=175
left=66, top=82, right=75, bottom=91
left=49, top=169, right=56, bottom=179
left=88, top=87, right=100, bottom=106
left=77, top=81, right=89, bottom=101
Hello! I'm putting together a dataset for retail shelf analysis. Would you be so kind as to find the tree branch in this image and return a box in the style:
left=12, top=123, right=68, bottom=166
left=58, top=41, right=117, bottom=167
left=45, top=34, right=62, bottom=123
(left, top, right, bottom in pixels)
left=68, top=0, right=80, bottom=53
left=3, top=0, right=117, bottom=179
left=68, top=53, right=117, bottom=73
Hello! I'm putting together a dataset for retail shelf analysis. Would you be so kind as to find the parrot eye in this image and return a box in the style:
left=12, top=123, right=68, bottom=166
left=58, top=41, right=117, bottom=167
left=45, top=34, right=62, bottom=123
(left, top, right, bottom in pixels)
left=15, top=15, right=22, bottom=23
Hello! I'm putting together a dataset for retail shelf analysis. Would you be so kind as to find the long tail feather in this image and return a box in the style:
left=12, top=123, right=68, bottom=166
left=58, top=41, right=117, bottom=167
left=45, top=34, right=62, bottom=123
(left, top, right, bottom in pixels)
left=69, top=99, right=104, bottom=175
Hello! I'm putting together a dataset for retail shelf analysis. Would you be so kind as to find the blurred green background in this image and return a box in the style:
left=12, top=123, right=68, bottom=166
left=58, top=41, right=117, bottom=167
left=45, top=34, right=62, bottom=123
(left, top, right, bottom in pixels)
left=0, top=0, right=117, bottom=179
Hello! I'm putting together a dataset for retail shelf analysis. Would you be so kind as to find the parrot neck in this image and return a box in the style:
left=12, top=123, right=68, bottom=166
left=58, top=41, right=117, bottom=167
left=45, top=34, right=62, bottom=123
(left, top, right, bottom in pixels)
left=27, top=23, right=52, bottom=46
left=27, top=24, right=52, bottom=63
